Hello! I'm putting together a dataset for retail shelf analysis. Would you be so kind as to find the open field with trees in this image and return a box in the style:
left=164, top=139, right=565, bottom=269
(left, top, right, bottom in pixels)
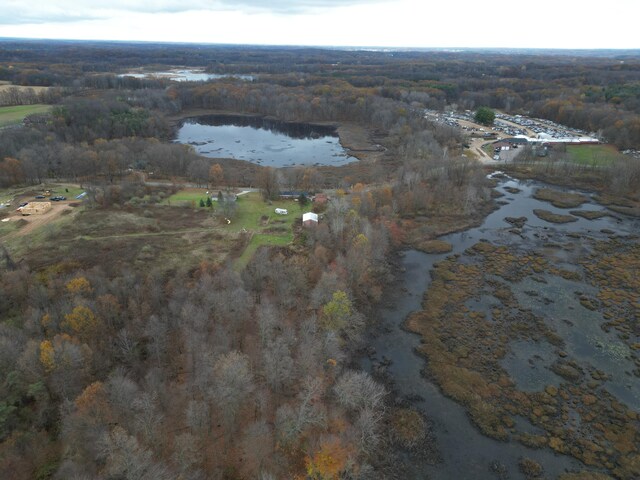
left=0, top=39, right=639, bottom=479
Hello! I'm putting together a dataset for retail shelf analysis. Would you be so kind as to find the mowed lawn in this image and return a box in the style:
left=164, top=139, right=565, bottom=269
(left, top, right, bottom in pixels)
left=165, top=189, right=302, bottom=268
left=566, top=144, right=621, bottom=166
left=0, top=104, right=52, bottom=127
left=162, top=188, right=210, bottom=206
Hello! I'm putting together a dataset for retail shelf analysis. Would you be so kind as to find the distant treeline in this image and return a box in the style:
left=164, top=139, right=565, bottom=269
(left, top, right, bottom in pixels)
left=0, top=40, right=638, bottom=149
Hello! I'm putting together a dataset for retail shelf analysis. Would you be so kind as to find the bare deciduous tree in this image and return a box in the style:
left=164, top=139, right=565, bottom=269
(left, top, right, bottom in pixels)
left=172, top=432, right=201, bottom=474
left=99, top=426, right=173, bottom=480
left=334, top=370, right=386, bottom=413
left=212, top=351, right=254, bottom=432
left=275, top=377, right=326, bottom=445
left=240, top=420, right=273, bottom=477
left=133, top=392, right=164, bottom=443
left=186, top=399, right=210, bottom=435
left=263, top=336, right=296, bottom=393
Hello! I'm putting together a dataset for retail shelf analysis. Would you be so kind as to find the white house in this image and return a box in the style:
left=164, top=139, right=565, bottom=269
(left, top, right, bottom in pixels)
left=302, top=212, right=318, bottom=227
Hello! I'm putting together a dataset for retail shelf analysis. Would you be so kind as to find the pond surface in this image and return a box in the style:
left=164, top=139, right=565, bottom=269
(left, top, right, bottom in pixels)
left=118, top=69, right=253, bottom=82
left=175, top=115, right=358, bottom=167
left=368, top=173, right=640, bottom=479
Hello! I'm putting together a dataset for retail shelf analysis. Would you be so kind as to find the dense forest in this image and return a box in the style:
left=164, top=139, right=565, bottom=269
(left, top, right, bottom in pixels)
left=1, top=40, right=640, bottom=480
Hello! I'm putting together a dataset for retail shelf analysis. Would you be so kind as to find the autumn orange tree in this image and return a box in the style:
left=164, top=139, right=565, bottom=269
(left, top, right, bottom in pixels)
left=63, top=305, right=101, bottom=339
left=305, top=437, right=353, bottom=480
left=66, top=277, right=92, bottom=295
left=209, top=163, right=224, bottom=188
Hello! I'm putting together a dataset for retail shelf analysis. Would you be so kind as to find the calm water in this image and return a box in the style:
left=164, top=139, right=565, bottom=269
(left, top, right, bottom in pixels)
left=118, top=69, right=253, bottom=82
left=368, top=172, right=640, bottom=479
left=175, top=115, right=358, bottom=167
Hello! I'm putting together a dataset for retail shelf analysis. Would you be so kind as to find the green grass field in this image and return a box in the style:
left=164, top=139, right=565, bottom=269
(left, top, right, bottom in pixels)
left=0, top=104, right=52, bottom=127
left=566, top=145, right=621, bottom=166
left=230, top=192, right=299, bottom=231
left=163, top=189, right=209, bottom=206
left=166, top=190, right=299, bottom=231
left=46, top=184, right=85, bottom=199
left=0, top=219, right=19, bottom=237
left=166, top=189, right=300, bottom=268
left=230, top=193, right=299, bottom=268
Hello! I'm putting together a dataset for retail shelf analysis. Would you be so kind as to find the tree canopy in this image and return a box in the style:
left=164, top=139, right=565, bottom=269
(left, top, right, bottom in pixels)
left=474, top=106, right=495, bottom=126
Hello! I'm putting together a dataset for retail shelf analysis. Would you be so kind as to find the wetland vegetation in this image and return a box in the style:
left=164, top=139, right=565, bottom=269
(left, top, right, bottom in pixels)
left=402, top=176, right=640, bottom=479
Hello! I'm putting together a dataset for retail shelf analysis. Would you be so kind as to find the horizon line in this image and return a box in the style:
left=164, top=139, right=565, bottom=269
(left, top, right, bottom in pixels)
left=1, top=36, right=639, bottom=53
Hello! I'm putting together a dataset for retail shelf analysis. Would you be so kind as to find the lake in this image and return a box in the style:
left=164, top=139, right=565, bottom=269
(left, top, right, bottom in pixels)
left=118, top=69, right=253, bottom=82
left=175, top=115, right=358, bottom=167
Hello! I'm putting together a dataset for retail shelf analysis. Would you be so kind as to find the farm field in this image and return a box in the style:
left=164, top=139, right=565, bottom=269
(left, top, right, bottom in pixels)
left=0, top=104, right=52, bottom=127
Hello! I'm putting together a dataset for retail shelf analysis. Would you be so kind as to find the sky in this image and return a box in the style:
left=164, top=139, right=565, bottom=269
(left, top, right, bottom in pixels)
left=0, top=0, right=638, bottom=49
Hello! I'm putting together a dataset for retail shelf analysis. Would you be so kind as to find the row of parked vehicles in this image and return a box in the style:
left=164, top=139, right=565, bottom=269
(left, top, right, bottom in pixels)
left=34, top=194, right=66, bottom=201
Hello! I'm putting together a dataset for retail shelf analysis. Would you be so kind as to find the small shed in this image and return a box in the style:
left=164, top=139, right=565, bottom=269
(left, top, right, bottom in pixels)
left=18, top=202, right=51, bottom=216
left=302, top=212, right=318, bottom=227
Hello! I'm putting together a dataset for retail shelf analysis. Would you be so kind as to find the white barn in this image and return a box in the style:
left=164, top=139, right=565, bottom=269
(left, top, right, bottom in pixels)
left=302, top=212, right=318, bottom=227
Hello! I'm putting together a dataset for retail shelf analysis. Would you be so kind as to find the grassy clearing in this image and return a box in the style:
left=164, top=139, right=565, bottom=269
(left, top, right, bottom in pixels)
left=5, top=188, right=298, bottom=273
left=46, top=184, right=86, bottom=199
left=0, top=185, right=35, bottom=205
left=0, top=219, right=20, bottom=236
left=234, top=232, right=293, bottom=271
left=163, top=188, right=210, bottom=206
left=230, top=192, right=298, bottom=232
left=166, top=190, right=299, bottom=231
left=4, top=205, right=230, bottom=274
left=0, top=183, right=84, bottom=205
left=566, top=145, right=620, bottom=166
left=230, top=192, right=298, bottom=268
left=0, top=104, right=52, bottom=127
left=4, top=212, right=77, bottom=256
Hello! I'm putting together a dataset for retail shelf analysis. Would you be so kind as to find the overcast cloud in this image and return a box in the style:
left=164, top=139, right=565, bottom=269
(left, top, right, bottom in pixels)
left=0, top=0, right=637, bottom=49
left=0, top=0, right=385, bottom=24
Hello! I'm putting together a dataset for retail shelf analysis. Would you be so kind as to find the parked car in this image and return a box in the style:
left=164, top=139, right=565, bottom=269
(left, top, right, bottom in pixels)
left=18, top=202, right=29, bottom=208
left=35, top=195, right=45, bottom=199
left=51, top=196, right=67, bottom=201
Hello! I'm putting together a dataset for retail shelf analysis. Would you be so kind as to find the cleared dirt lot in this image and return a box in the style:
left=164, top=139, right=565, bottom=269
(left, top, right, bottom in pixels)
left=2, top=201, right=76, bottom=239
